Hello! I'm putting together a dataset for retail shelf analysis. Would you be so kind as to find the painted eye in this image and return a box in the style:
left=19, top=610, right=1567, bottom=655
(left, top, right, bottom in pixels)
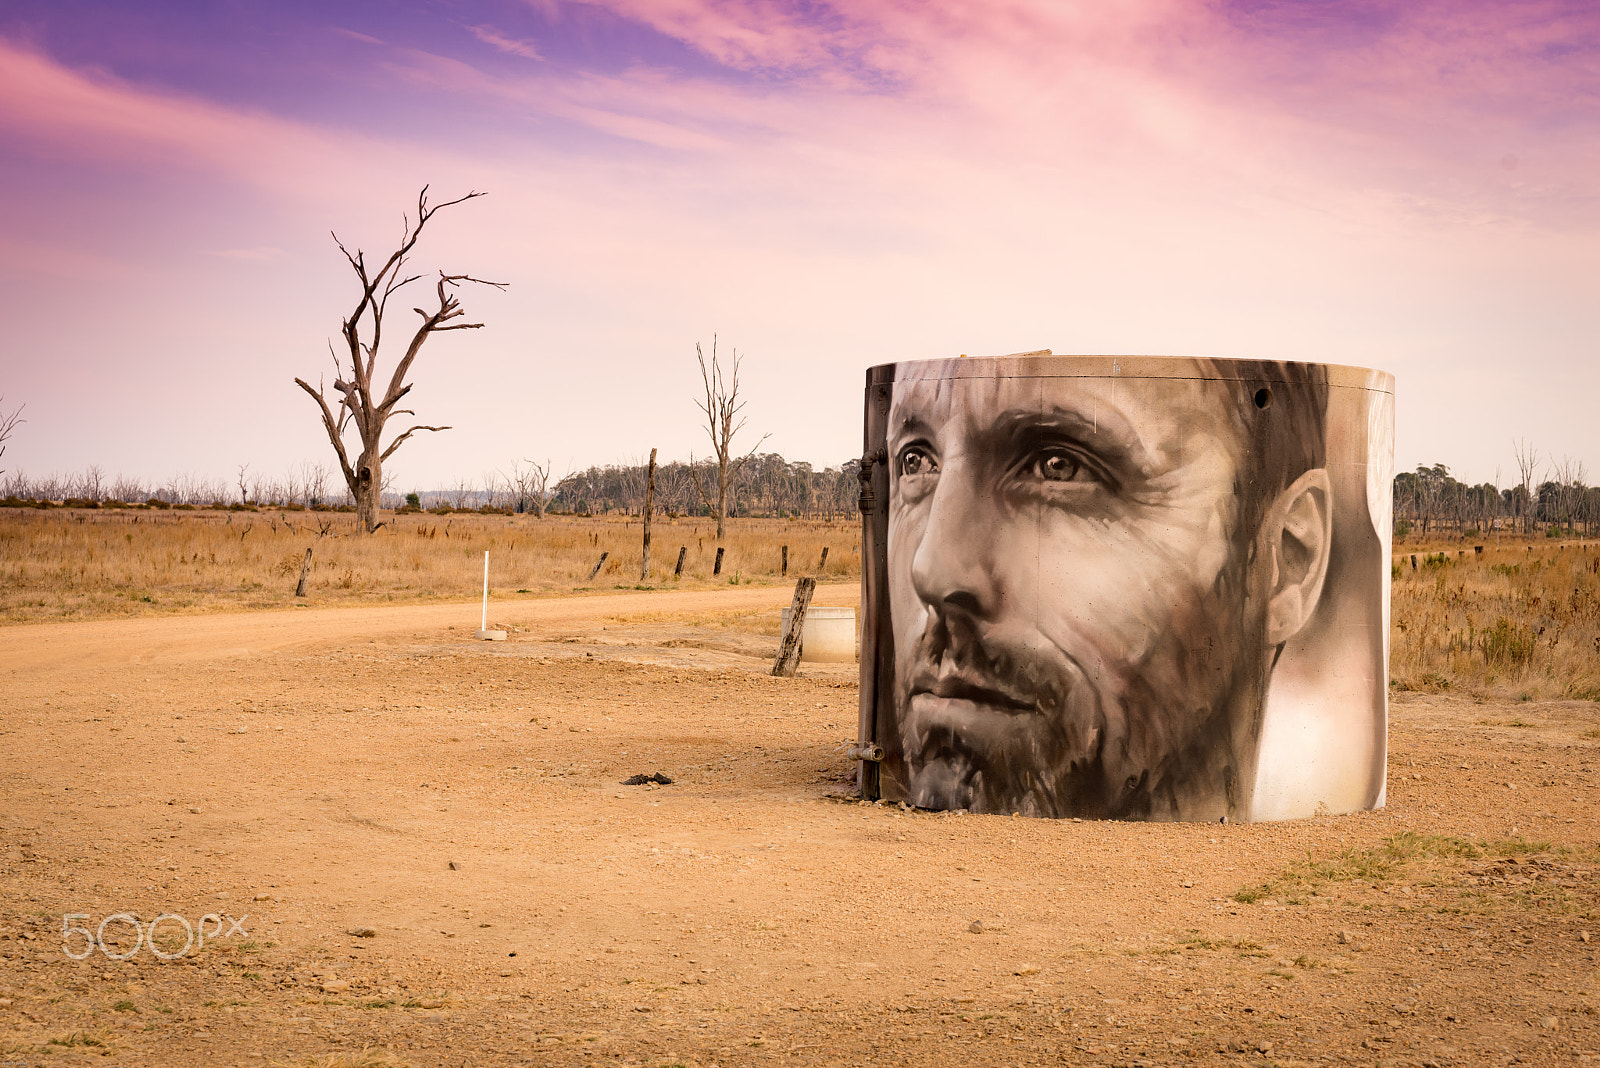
left=1029, top=448, right=1086, bottom=483
left=898, top=444, right=938, bottom=477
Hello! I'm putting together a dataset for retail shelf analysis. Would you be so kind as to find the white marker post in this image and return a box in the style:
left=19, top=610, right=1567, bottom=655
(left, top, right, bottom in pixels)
left=476, top=550, right=506, bottom=641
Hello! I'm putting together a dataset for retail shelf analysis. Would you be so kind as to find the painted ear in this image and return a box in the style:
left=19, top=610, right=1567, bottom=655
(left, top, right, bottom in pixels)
left=1264, top=468, right=1333, bottom=646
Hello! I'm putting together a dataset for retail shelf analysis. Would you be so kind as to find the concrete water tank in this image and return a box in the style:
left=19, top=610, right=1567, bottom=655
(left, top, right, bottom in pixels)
left=781, top=606, right=858, bottom=662
left=854, top=352, right=1394, bottom=823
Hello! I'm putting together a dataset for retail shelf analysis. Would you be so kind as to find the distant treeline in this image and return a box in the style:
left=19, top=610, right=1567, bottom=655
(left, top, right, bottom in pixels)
left=0, top=453, right=865, bottom=520
left=546, top=454, right=861, bottom=520
left=1394, top=463, right=1598, bottom=537
left=9, top=456, right=1597, bottom=536
left=0, top=463, right=352, bottom=511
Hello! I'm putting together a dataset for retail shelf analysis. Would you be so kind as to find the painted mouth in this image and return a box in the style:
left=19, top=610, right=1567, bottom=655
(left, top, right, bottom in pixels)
left=908, top=667, right=1040, bottom=714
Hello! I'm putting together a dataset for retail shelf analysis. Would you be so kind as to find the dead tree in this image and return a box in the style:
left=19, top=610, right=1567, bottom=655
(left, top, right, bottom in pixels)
left=1513, top=438, right=1540, bottom=536
left=295, top=187, right=505, bottom=533
left=529, top=460, right=554, bottom=517
left=690, top=335, right=768, bottom=540
left=508, top=459, right=557, bottom=517
left=1553, top=455, right=1587, bottom=533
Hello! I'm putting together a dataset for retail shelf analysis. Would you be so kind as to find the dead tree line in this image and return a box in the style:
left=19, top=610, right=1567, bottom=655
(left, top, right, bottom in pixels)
left=1392, top=454, right=1599, bottom=537
left=545, top=454, right=862, bottom=520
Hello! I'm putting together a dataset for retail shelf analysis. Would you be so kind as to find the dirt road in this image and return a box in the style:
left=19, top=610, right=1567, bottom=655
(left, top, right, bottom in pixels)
left=2, top=586, right=1598, bottom=1067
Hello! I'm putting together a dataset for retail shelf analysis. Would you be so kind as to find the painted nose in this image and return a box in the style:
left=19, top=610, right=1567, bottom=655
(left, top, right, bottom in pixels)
left=909, top=461, right=999, bottom=620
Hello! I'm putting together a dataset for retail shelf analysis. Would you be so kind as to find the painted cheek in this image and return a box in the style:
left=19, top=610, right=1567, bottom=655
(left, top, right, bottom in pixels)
left=1140, top=442, right=1240, bottom=586
left=888, top=503, right=930, bottom=659
left=1032, top=510, right=1230, bottom=686
left=1033, top=522, right=1154, bottom=689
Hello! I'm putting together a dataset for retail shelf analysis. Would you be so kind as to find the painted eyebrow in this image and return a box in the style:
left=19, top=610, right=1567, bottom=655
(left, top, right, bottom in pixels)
left=888, top=412, right=939, bottom=452
left=886, top=396, right=1155, bottom=479
left=983, top=406, right=1152, bottom=479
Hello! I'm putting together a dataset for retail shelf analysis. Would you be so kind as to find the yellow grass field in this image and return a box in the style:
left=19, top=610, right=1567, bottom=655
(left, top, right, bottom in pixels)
left=4, top=507, right=1596, bottom=700
left=1389, top=537, right=1600, bottom=701
left=0, top=508, right=860, bottom=623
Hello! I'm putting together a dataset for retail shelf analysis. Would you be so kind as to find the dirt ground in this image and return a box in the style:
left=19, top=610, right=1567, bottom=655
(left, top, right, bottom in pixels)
left=2, top=584, right=1598, bottom=1068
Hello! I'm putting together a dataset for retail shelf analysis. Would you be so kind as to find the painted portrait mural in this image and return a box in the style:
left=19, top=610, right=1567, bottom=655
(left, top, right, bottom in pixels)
left=856, top=354, right=1394, bottom=823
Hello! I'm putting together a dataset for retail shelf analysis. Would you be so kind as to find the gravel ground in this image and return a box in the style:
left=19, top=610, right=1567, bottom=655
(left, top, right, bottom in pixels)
left=2, top=586, right=1597, bottom=1067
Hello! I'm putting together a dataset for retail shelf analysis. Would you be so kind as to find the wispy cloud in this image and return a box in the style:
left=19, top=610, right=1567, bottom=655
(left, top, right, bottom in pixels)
left=467, top=24, right=544, bottom=61
left=0, top=36, right=480, bottom=208
left=0, top=38, right=327, bottom=182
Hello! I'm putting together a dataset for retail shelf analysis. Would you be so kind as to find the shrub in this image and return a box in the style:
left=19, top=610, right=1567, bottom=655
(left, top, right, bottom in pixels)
left=1479, top=617, right=1536, bottom=667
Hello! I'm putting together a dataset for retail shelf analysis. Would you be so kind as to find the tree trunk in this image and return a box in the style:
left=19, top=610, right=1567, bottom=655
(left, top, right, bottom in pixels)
left=641, top=448, right=656, bottom=582
left=354, top=449, right=382, bottom=533
left=715, top=465, right=728, bottom=541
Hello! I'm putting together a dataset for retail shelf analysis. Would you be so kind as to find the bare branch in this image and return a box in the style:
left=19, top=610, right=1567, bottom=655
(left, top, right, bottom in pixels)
left=728, top=432, right=773, bottom=475
left=379, top=424, right=451, bottom=462
left=381, top=272, right=505, bottom=410
left=376, top=383, right=414, bottom=417
left=293, top=377, right=357, bottom=488
left=0, top=396, right=23, bottom=476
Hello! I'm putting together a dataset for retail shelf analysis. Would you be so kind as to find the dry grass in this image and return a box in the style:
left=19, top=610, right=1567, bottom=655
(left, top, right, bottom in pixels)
left=6, top=509, right=1595, bottom=701
left=0, top=508, right=860, bottom=624
left=1390, top=539, right=1600, bottom=700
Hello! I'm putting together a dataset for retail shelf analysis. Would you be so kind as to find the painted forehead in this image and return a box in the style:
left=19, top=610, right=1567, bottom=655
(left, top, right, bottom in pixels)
left=887, top=360, right=1245, bottom=469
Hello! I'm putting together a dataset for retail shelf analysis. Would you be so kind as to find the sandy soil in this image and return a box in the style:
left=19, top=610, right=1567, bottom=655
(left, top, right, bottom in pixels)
left=2, top=585, right=1598, bottom=1068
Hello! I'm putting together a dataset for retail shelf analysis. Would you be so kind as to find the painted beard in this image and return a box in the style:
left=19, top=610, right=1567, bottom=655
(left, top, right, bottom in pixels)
left=893, top=568, right=1266, bottom=821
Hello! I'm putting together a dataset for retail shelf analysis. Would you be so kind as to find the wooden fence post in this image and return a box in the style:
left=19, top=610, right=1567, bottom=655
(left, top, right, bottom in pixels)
left=781, top=544, right=788, bottom=575
left=713, top=546, right=725, bottom=576
left=640, top=448, right=657, bottom=582
left=294, top=547, right=313, bottom=597
left=772, top=577, right=817, bottom=677
left=587, top=551, right=610, bottom=581
left=673, top=546, right=687, bottom=578
left=818, top=546, right=829, bottom=571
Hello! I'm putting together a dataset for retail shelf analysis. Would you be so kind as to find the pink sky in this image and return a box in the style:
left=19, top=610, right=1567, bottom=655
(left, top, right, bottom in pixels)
left=1, top=0, right=1596, bottom=492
